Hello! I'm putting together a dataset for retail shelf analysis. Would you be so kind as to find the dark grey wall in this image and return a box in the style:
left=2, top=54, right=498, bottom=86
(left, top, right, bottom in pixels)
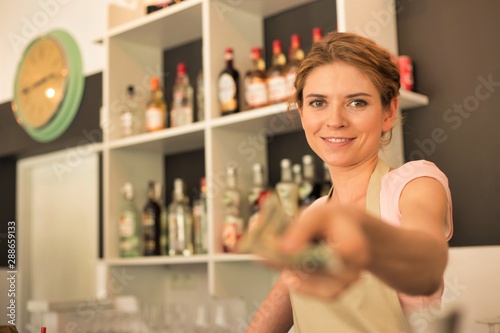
left=397, top=0, right=500, bottom=246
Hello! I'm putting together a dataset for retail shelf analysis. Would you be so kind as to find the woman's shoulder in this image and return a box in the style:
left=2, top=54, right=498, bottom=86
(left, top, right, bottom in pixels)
left=387, top=159, right=449, bottom=185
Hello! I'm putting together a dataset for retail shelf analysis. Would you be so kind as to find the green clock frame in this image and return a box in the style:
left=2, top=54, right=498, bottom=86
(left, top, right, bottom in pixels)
left=12, top=29, right=84, bottom=143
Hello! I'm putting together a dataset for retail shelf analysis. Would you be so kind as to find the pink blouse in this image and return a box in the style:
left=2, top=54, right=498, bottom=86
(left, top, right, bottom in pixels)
left=380, top=160, right=454, bottom=313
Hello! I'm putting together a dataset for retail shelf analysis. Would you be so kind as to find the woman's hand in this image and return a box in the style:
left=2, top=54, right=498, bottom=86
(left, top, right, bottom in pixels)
left=278, top=202, right=372, bottom=300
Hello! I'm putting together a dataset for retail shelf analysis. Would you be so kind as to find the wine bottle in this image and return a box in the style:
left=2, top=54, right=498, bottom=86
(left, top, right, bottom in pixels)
left=145, top=76, right=167, bottom=132
left=267, top=39, right=288, bottom=104
left=244, top=47, right=269, bottom=110
left=299, top=154, right=321, bottom=207
left=222, top=166, right=244, bottom=252
left=218, top=48, right=240, bottom=116
left=142, top=181, right=162, bottom=256
left=320, top=161, right=333, bottom=197
left=155, top=182, right=169, bottom=255
left=312, top=27, right=324, bottom=43
left=120, top=85, right=140, bottom=137
left=118, top=182, right=141, bottom=257
left=192, top=177, right=208, bottom=254
left=286, top=34, right=305, bottom=98
left=247, top=163, right=270, bottom=233
left=168, top=178, right=194, bottom=256
left=196, top=70, right=205, bottom=122
left=276, top=158, right=299, bottom=217
left=171, top=62, right=194, bottom=127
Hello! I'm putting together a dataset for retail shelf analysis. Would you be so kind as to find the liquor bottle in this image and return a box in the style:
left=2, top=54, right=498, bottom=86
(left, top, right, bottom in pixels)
left=244, top=47, right=269, bottom=110
left=118, top=182, right=141, bottom=258
left=196, top=70, right=205, bottom=122
left=218, top=48, right=240, bottom=116
left=142, top=181, right=162, bottom=256
left=286, top=34, right=305, bottom=98
left=192, top=177, right=208, bottom=254
left=171, top=62, right=194, bottom=127
left=312, top=27, right=324, bottom=43
left=155, top=182, right=169, bottom=255
left=168, top=178, right=194, bottom=256
left=276, top=158, right=299, bottom=218
left=292, top=163, right=302, bottom=185
left=267, top=39, right=289, bottom=104
left=222, top=166, right=244, bottom=252
left=120, top=85, right=140, bottom=137
left=145, top=76, right=167, bottom=132
left=320, top=161, right=333, bottom=197
left=299, top=154, right=321, bottom=207
left=247, top=163, right=270, bottom=233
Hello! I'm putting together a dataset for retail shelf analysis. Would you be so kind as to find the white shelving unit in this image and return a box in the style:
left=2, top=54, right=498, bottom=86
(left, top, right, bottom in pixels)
left=99, top=0, right=430, bottom=322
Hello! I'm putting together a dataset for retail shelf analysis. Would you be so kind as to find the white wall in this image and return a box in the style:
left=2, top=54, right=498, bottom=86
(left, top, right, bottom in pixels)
left=0, top=0, right=108, bottom=103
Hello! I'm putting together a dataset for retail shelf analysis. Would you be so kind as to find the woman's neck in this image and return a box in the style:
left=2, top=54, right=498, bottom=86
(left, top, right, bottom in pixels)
left=329, top=155, right=379, bottom=206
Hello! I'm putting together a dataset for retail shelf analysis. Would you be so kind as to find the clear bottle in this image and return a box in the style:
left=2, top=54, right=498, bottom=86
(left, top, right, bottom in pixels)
left=168, top=178, right=194, bottom=256
left=312, top=27, right=324, bottom=43
left=267, top=39, right=288, bottom=104
left=276, top=158, right=299, bottom=218
left=213, top=303, right=231, bottom=333
left=145, top=76, right=167, bottom=132
left=244, top=47, right=269, bottom=110
left=192, top=177, right=208, bottom=254
left=171, top=62, right=194, bottom=127
left=120, top=85, right=140, bottom=137
left=286, top=34, right=305, bottom=99
left=299, top=154, right=321, bottom=207
left=218, top=48, right=240, bottom=116
left=320, top=161, right=333, bottom=197
left=222, top=166, right=244, bottom=253
left=247, top=163, right=269, bottom=233
left=196, top=70, right=205, bottom=122
left=118, top=182, right=141, bottom=258
left=292, top=163, right=302, bottom=185
left=142, top=181, right=162, bottom=256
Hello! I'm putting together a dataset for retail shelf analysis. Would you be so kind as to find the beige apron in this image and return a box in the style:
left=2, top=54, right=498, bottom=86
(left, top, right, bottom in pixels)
left=290, top=159, right=411, bottom=333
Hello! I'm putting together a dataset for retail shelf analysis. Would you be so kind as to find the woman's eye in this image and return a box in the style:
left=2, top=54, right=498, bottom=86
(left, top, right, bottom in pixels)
left=309, top=100, right=326, bottom=108
left=348, top=99, right=367, bottom=108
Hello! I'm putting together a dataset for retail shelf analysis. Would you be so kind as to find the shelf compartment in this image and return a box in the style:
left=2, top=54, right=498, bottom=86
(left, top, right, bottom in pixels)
left=105, top=254, right=209, bottom=266
left=107, top=122, right=205, bottom=154
left=108, top=0, right=203, bottom=49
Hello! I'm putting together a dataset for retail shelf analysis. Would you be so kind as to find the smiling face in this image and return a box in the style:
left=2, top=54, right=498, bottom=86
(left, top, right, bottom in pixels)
left=299, top=61, right=397, bottom=168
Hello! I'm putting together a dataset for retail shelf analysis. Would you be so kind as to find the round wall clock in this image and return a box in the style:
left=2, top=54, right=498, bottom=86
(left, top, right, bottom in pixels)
left=11, top=29, right=84, bottom=143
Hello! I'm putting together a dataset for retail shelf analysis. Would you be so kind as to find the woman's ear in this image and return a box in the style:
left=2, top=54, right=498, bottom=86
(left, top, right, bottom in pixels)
left=382, top=98, right=398, bottom=132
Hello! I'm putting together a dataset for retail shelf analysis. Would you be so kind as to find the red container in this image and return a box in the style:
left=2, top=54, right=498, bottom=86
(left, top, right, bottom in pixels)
left=398, top=55, right=414, bottom=91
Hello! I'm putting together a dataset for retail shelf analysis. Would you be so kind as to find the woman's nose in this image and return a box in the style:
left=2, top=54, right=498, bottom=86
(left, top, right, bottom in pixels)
left=325, top=105, right=348, bottom=129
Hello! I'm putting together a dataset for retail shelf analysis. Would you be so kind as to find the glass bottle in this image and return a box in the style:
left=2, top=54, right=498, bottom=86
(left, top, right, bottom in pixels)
left=213, top=303, right=231, bottom=333
left=244, top=47, right=269, bottom=110
left=171, top=62, right=194, bottom=127
left=218, top=48, right=240, bottom=116
left=120, top=85, right=140, bottom=137
left=168, top=178, right=194, bottom=256
left=299, top=154, right=321, bottom=207
left=312, top=27, right=324, bottom=43
left=222, top=166, right=244, bottom=253
left=192, top=177, right=208, bottom=254
left=247, top=163, right=270, bottom=233
left=196, top=70, right=205, bottom=122
left=267, top=39, right=288, bottom=104
left=286, top=34, right=305, bottom=99
left=118, top=182, right=141, bottom=258
left=275, top=158, right=299, bottom=218
left=145, top=76, right=167, bottom=132
left=155, top=182, right=169, bottom=256
left=320, top=161, right=333, bottom=197
left=142, top=180, right=162, bottom=256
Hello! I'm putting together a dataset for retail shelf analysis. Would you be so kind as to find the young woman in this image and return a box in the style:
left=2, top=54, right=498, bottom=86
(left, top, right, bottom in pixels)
left=246, top=32, right=453, bottom=333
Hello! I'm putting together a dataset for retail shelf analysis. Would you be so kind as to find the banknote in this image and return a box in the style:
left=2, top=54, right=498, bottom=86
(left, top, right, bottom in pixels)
left=238, top=191, right=345, bottom=275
